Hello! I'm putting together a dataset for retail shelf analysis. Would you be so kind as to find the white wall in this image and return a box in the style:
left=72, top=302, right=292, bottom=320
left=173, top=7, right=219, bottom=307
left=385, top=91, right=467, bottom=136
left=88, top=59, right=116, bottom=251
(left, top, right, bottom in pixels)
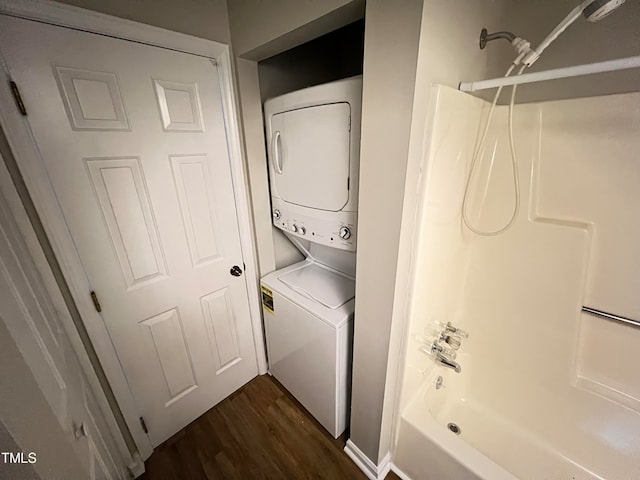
left=55, top=0, right=231, bottom=43
left=235, top=58, right=278, bottom=275
left=346, top=0, right=424, bottom=464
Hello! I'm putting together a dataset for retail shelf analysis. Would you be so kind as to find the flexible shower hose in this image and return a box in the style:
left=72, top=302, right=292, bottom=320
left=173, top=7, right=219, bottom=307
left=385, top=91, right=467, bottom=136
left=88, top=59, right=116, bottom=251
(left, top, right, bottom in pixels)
left=461, top=63, right=527, bottom=236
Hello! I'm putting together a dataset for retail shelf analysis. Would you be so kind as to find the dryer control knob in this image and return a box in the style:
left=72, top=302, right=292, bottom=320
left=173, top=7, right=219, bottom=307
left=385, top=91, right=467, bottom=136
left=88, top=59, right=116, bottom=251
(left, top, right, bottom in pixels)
left=298, top=226, right=306, bottom=235
left=339, top=226, right=351, bottom=240
left=273, top=209, right=281, bottom=220
left=290, top=224, right=298, bottom=233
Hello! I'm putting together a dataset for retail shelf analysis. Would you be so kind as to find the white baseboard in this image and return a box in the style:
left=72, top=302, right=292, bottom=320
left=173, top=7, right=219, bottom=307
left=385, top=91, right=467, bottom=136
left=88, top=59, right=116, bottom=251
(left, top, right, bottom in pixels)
left=390, top=463, right=413, bottom=480
left=128, top=453, right=145, bottom=478
left=344, top=440, right=391, bottom=480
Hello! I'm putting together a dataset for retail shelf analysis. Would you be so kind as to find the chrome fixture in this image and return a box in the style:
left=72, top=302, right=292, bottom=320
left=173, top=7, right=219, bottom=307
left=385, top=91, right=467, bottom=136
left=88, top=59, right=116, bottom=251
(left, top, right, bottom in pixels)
left=437, top=322, right=469, bottom=348
left=582, top=306, right=640, bottom=329
left=434, top=352, right=461, bottom=373
left=440, top=321, right=469, bottom=338
left=447, top=423, right=461, bottom=435
left=479, top=28, right=517, bottom=49
left=442, top=334, right=461, bottom=350
left=416, top=321, right=468, bottom=373
left=424, top=341, right=458, bottom=359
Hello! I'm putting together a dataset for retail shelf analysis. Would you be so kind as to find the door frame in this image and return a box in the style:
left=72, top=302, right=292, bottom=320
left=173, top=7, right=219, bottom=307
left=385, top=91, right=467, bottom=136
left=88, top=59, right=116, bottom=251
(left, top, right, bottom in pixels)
left=0, top=0, right=267, bottom=459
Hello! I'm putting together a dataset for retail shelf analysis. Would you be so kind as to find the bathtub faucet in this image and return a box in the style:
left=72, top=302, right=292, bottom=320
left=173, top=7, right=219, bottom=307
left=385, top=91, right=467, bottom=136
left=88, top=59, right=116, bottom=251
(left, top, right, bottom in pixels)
left=420, top=342, right=462, bottom=373
left=416, top=322, right=468, bottom=374
left=434, top=352, right=462, bottom=373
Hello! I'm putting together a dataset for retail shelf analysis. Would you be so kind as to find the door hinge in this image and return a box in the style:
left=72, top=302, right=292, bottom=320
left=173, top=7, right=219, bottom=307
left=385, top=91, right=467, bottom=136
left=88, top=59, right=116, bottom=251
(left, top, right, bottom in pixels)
left=90, top=291, right=102, bottom=312
left=9, top=81, right=27, bottom=116
left=140, top=417, right=149, bottom=434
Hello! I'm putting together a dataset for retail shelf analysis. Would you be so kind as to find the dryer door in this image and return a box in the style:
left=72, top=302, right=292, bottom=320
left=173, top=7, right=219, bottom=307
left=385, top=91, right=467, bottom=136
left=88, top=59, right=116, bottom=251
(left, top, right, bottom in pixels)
left=270, top=103, right=351, bottom=212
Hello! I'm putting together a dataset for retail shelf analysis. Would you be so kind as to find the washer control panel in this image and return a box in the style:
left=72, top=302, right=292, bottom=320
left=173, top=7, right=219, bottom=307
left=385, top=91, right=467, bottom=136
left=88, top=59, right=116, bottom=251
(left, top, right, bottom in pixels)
left=271, top=202, right=356, bottom=252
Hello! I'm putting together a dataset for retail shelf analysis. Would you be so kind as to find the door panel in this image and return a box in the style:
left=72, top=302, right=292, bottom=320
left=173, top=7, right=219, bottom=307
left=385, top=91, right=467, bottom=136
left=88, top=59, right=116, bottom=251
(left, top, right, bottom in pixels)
left=86, top=156, right=168, bottom=288
left=170, top=154, right=222, bottom=267
left=0, top=192, right=127, bottom=479
left=201, top=287, right=242, bottom=372
left=0, top=16, right=259, bottom=446
left=0, top=215, right=69, bottom=430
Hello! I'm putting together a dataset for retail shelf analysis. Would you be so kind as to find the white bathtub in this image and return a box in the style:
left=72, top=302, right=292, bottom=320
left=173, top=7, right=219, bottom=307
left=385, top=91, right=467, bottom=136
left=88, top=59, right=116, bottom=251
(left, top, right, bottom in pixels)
left=394, top=355, right=616, bottom=480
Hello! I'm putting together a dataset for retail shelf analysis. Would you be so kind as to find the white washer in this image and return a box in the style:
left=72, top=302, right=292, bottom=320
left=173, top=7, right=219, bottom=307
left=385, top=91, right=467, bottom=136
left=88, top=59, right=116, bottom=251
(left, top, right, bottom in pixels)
left=261, top=260, right=354, bottom=438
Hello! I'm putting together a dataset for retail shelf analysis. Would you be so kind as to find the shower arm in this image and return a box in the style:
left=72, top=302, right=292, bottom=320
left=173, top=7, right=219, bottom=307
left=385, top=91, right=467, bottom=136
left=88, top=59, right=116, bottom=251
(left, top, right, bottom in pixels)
left=479, top=29, right=517, bottom=49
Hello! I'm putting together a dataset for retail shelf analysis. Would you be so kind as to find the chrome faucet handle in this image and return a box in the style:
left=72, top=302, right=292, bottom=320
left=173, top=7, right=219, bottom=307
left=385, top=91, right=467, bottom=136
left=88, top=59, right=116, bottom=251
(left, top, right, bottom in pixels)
left=418, top=345, right=438, bottom=360
left=412, top=334, right=435, bottom=346
left=435, top=321, right=469, bottom=339
left=428, top=342, right=457, bottom=359
left=443, top=334, right=462, bottom=350
left=419, top=344, right=456, bottom=360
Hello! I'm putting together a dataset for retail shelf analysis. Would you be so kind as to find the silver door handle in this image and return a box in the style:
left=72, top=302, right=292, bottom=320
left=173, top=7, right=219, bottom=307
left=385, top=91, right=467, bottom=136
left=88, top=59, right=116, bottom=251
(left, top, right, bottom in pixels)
left=273, top=131, right=283, bottom=174
left=230, top=265, right=243, bottom=277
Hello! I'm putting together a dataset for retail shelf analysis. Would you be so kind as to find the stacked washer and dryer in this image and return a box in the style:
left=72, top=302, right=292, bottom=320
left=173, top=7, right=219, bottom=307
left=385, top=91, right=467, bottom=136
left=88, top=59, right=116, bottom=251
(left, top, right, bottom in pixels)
left=260, top=76, right=362, bottom=438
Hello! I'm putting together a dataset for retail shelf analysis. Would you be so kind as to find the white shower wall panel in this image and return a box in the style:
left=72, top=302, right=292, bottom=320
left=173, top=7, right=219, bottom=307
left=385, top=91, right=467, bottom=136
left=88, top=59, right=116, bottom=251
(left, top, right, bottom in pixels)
left=396, top=86, right=640, bottom=480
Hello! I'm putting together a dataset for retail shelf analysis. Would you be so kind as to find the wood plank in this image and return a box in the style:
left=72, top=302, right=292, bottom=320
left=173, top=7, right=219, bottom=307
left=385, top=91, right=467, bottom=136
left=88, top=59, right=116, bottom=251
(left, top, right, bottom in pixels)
left=142, top=374, right=402, bottom=479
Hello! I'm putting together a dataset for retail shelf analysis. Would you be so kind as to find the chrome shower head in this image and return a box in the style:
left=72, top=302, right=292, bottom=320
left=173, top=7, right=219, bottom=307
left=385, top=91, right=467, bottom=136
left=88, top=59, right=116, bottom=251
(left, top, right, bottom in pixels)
left=583, top=0, right=626, bottom=22
left=522, top=0, right=627, bottom=66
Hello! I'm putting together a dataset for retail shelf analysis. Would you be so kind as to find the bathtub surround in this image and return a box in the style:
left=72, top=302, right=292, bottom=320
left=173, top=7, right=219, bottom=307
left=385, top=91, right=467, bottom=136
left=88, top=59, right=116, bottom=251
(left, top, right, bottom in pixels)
left=377, top=2, right=523, bottom=474
left=383, top=2, right=640, bottom=478
left=394, top=84, right=640, bottom=479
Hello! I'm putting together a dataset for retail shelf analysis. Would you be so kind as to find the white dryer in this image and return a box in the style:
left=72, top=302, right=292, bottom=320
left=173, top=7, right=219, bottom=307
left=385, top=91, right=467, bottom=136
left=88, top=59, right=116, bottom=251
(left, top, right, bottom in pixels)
left=261, top=76, right=362, bottom=438
left=264, top=76, right=362, bottom=251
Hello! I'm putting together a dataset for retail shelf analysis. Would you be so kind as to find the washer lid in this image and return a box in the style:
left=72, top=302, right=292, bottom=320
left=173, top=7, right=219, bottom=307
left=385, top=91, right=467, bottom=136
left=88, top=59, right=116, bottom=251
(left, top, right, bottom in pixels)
left=278, top=262, right=355, bottom=309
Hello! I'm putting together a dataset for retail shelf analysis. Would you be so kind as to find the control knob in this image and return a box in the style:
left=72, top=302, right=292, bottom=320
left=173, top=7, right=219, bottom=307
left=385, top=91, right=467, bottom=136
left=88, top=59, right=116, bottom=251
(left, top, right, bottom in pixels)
left=298, top=226, right=306, bottom=235
left=290, top=224, right=298, bottom=233
left=339, top=226, right=351, bottom=240
left=273, top=209, right=281, bottom=220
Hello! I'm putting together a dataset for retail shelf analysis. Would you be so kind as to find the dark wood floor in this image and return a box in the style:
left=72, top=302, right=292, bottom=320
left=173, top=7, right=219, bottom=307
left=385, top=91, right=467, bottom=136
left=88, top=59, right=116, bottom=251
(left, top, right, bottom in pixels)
left=142, top=374, right=400, bottom=479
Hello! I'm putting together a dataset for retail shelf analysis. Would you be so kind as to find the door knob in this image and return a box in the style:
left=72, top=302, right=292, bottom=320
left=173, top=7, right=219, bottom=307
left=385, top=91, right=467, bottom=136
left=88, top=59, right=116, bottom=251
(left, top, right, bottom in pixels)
left=230, top=265, right=243, bottom=277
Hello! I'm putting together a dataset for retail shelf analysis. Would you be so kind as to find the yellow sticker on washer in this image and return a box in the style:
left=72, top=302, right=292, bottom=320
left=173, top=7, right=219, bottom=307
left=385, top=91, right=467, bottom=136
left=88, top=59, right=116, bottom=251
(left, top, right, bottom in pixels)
left=261, top=285, right=274, bottom=314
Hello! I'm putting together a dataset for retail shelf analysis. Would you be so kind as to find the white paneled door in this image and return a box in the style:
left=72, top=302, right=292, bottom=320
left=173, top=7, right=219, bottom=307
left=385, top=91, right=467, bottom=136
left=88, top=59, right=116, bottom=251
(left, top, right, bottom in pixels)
left=0, top=16, right=259, bottom=446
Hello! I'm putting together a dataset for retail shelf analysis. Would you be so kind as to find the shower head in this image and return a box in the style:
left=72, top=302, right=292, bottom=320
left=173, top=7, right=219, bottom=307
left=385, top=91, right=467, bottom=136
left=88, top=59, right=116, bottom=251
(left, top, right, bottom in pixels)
left=522, top=0, right=626, bottom=66
left=583, top=0, right=626, bottom=22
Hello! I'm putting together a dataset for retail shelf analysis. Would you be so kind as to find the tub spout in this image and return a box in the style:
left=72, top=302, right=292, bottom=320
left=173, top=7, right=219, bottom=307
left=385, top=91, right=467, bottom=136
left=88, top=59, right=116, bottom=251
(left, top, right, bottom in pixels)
left=435, top=353, right=461, bottom=373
